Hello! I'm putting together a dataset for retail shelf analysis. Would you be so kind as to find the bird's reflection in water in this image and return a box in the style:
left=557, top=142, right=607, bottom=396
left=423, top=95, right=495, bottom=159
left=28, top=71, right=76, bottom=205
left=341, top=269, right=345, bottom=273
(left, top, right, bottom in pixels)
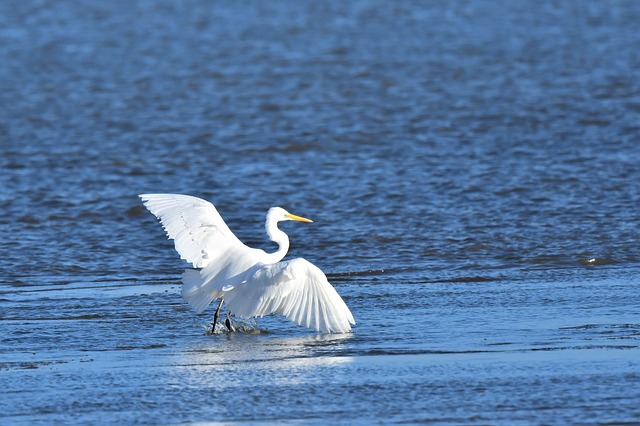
left=181, top=331, right=353, bottom=365
left=176, top=331, right=354, bottom=388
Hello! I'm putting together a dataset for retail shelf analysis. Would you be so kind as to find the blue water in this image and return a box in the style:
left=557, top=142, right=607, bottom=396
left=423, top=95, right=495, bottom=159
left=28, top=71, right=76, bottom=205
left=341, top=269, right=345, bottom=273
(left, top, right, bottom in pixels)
left=1, top=0, right=640, bottom=424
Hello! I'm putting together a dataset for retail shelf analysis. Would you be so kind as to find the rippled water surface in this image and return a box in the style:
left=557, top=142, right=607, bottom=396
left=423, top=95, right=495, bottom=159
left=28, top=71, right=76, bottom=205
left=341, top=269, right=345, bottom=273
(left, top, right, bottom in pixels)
left=2, top=1, right=640, bottom=424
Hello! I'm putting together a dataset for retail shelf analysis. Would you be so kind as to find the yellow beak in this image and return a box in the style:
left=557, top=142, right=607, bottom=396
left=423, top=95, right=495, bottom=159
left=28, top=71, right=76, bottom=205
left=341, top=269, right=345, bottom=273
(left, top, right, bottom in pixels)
left=285, top=213, right=313, bottom=223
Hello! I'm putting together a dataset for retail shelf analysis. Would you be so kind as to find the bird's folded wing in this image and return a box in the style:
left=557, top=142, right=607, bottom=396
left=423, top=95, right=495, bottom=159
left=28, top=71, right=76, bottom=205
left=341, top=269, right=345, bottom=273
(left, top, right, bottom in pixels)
left=139, top=193, right=248, bottom=268
left=223, top=258, right=356, bottom=333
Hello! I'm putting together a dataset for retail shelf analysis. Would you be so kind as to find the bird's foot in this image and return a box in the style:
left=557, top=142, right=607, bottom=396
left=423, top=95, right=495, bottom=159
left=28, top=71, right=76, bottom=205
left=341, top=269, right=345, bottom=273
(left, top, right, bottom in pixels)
left=225, top=313, right=234, bottom=332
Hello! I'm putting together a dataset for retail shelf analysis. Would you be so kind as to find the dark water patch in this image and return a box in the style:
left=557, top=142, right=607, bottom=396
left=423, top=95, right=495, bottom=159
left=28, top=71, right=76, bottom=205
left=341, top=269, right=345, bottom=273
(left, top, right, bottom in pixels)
left=125, top=205, right=147, bottom=218
left=432, top=275, right=500, bottom=284
left=525, top=255, right=592, bottom=268
left=560, top=323, right=640, bottom=340
left=17, top=215, right=40, bottom=224
left=2, top=314, right=105, bottom=321
left=328, top=269, right=389, bottom=280
left=578, top=257, right=619, bottom=266
left=362, top=348, right=494, bottom=356
left=0, top=360, right=70, bottom=371
left=115, top=344, right=168, bottom=351
left=529, top=345, right=638, bottom=352
left=1, top=279, right=176, bottom=294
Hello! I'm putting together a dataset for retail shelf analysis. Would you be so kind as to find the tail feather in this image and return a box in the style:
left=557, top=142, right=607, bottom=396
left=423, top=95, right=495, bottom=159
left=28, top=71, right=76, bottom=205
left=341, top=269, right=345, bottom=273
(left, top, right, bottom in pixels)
left=181, top=269, right=222, bottom=313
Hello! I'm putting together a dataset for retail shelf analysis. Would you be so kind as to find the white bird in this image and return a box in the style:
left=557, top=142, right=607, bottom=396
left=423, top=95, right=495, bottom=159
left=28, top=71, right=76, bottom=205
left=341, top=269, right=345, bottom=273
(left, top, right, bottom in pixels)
left=139, top=194, right=355, bottom=333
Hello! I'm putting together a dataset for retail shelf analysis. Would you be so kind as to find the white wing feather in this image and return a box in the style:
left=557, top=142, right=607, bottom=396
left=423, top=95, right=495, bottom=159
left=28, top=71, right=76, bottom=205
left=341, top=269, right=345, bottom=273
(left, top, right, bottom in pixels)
left=222, top=258, right=356, bottom=333
left=140, top=194, right=355, bottom=333
left=139, top=193, right=249, bottom=268
left=140, top=193, right=268, bottom=314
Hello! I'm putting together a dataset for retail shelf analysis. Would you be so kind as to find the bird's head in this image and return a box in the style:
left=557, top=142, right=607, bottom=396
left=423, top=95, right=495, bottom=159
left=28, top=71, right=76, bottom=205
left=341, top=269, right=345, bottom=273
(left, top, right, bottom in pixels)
left=267, top=207, right=313, bottom=223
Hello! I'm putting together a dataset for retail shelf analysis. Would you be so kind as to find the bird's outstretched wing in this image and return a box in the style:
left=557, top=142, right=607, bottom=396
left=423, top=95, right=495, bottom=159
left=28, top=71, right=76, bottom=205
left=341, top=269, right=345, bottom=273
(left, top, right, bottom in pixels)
left=222, top=258, right=356, bottom=333
left=139, top=193, right=248, bottom=268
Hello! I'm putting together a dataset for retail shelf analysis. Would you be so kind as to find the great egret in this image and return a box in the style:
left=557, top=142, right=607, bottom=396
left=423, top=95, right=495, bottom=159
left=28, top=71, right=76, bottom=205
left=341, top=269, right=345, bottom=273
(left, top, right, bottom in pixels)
left=139, top=194, right=355, bottom=333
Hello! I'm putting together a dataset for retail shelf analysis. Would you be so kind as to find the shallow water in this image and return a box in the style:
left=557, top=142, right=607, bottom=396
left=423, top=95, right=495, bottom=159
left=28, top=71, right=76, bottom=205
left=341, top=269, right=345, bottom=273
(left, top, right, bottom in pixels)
left=1, top=0, right=640, bottom=424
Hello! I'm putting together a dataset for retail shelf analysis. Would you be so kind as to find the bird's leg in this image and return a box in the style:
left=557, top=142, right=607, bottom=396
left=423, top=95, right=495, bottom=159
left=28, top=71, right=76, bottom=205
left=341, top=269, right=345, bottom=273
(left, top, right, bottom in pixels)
left=212, top=298, right=224, bottom=332
left=225, top=312, right=233, bottom=332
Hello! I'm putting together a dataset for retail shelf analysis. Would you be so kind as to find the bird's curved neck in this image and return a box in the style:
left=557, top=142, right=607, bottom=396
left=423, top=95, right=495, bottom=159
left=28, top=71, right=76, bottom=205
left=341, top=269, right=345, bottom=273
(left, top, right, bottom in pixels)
left=265, top=220, right=289, bottom=264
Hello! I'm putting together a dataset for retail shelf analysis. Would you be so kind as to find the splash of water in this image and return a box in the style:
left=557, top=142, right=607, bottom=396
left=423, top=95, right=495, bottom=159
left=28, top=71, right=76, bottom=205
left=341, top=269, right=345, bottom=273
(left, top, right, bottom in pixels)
left=203, top=316, right=262, bottom=335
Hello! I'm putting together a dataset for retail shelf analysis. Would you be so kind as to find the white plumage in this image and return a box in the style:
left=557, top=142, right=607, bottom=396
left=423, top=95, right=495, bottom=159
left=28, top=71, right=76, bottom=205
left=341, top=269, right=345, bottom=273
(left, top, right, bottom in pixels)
left=139, top=193, right=355, bottom=333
